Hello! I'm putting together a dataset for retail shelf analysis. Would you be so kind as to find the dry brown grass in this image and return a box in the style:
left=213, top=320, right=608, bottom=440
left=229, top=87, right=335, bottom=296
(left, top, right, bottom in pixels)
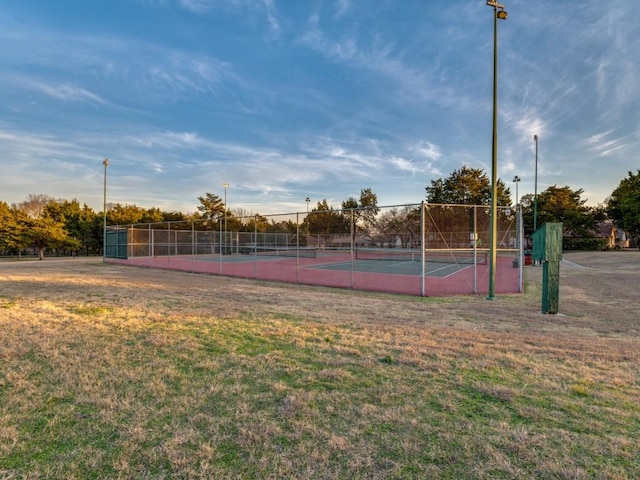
left=0, top=251, right=639, bottom=479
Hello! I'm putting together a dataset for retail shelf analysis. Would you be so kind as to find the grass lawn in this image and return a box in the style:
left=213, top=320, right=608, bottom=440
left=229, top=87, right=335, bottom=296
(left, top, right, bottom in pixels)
left=1, top=253, right=639, bottom=479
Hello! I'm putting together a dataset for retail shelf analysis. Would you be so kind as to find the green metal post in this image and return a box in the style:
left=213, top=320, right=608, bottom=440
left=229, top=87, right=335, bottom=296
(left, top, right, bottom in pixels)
left=541, top=260, right=560, bottom=314
left=102, top=158, right=109, bottom=262
left=533, top=222, right=562, bottom=314
left=533, top=134, right=539, bottom=232
left=488, top=5, right=499, bottom=299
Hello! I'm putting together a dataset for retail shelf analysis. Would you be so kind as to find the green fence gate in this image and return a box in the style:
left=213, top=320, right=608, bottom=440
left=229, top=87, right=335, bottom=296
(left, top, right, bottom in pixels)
left=105, top=229, right=128, bottom=259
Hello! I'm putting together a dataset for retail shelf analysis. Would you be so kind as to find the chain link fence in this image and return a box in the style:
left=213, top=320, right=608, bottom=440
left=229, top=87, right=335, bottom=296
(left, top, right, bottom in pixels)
left=106, top=203, right=523, bottom=296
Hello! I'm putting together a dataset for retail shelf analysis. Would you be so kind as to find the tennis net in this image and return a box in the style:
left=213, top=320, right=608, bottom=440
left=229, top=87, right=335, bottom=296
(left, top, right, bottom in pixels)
left=238, top=245, right=317, bottom=258
left=355, top=248, right=488, bottom=265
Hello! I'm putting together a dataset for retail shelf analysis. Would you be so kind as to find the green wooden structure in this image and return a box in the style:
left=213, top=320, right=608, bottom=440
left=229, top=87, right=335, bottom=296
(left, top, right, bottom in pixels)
left=105, top=229, right=128, bottom=259
left=532, top=222, right=563, bottom=314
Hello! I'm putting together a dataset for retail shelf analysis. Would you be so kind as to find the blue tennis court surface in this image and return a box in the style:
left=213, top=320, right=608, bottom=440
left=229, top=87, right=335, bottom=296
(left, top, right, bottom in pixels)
left=311, top=259, right=474, bottom=277
left=182, top=252, right=476, bottom=277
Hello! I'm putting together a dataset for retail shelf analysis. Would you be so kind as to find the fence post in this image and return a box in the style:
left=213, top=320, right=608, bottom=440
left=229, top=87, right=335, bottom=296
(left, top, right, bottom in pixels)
left=218, top=217, right=223, bottom=274
left=167, top=222, right=171, bottom=268
left=473, top=205, right=478, bottom=294
left=518, top=206, right=524, bottom=292
left=191, top=221, right=195, bottom=272
left=253, top=215, right=258, bottom=278
left=296, top=212, right=300, bottom=284
left=421, top=202, right=425, bottom=297
left=350, top=209, right=354, bottom=289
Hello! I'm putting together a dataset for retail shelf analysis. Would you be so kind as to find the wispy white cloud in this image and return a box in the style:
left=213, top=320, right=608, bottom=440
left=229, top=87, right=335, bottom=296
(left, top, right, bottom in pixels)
left=142, top=0, right=282, bottom=35
left=388, top=140, right=443, bottom=177
left=297, top=12, right=473, bottom=112
left=128, top=131, right=213, bottom=150
left=150, top=162, right=166, bottom=173
left=389, top=157, right=420, bottom=175
left=414, top=141, right=442, bottom=162
left=0, top=22, right=241, bottom=107
left=0, top=131, right=82, bottom=159
left=136, top=0, right=212, bottom=14
left=504, top=107, right=546, bottom=145
left=179, top=0, right=213, bottom=14
left=584, top=2, right=640, bottom=121
left=261, top=0, right=281, bottom=37
left=584, top=131, right=631, bottom=157
left=20, top=80, right=108, bottom=106
left=145, top=54, right=236, bottom=95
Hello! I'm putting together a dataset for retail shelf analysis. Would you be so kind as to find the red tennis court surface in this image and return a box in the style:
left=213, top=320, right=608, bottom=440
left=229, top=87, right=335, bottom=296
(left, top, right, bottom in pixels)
left=107, top=252, right=521, bottom=297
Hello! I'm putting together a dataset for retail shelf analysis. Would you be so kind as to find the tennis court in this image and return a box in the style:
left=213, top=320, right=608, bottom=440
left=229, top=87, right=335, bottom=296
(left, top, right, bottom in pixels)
left=112, top=246, right=518, bottom=296
left=174, top=250, right=475, bottom=276
left=312, top=258, right=475, bottom=278
left=168, top=245, right=487, bottom=276
left=105, top=203, right=523, bottom=297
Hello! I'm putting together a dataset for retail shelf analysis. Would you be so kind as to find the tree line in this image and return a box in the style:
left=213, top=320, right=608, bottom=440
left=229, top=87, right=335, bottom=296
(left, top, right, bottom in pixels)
left=1, top=168, right=639, bottom=258
left=424, top=166, right=640, bottom=249
left=0, top=189, right=380, bottom=259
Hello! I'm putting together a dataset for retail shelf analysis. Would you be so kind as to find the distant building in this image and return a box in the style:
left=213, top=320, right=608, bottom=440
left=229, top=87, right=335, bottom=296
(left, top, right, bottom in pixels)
left=594, top=222, right=629, bottom=249
left=595, top=222, right=617, bottom=249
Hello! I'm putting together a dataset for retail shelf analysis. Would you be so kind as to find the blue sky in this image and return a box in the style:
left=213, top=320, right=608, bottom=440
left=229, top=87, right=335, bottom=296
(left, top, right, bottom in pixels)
left=1, top=0, right=638, bottom=215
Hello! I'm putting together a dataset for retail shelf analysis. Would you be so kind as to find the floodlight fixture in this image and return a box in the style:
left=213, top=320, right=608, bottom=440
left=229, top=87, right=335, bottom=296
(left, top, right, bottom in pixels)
left=513, top=175, right=521, bottom=206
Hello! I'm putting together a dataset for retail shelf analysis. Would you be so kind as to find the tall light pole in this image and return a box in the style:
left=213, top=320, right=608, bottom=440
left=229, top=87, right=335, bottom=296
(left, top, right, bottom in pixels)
left=486, top=0, right=508, bottom=300
left=102, top=158, right=109, bottom=262
left=222, top=183, right=229, bottom=243
left=513, top=175, right=520, bottom=206
left=304, top=197, right=311, bottom=235
left=533, top=134, right=539, bottom=232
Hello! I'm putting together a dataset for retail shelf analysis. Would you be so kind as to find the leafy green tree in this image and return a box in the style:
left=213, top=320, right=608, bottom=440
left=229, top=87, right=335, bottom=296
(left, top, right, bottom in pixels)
left=197, top=193, right=225, bottom=221
left=107, top=203, right=147, bottom=225
left=521, top=185, right=595, bottom=237
left=0, top=202, right=22, bottom=254
left=426, top=165, right=511, bottom=206
left=42, top=197, right=72, bottom=223
left=42, top=199, right=99, bottom=255
left=68, top=204, right=100, bottom=255
left=162, top=211, right=188, bottom=222
left=267, top=220, right=298, bottom=235
left=607, top=170, right=640, bottom=248
left=91, top=214, right=108, bottom=254
left=341, top=187, right=380, bottom=238
left=305, top=200, right=349, bottom=246
left=14, top=196, right=79, bottom=258
left=10, top=209, right=31, bottom=258
left=141, top=207, right=165, bottom=224
left=20, top=216, right=79, bottom=260
left=519, top=193, right=535, bottom=233
left=244, top=214, right=270, bottom=233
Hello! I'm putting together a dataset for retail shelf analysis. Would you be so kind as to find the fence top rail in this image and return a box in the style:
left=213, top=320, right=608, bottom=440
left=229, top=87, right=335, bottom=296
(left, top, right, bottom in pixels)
left=105, top=202, right=517, bottom=230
